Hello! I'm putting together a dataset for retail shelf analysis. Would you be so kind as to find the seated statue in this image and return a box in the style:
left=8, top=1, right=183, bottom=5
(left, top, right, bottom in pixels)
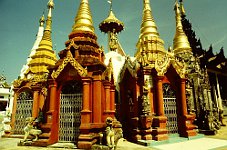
left=22, top=117, right=42, bottom=142
left=96, top=117, right=123, bottom=150
left=105, top=117, right=115, bottom=149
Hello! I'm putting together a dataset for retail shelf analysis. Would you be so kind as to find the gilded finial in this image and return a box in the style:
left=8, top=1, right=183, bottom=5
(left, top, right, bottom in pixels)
left=72, top=0, right=95, bottom=33
left=39, top=14, right=45, bottom=27
left=48, top=0, right=54, bottom=9
left=179, top=0, right=186, bottom=16
left=173, top=1, right=191, bottom=52
left=47, top=0, right=54, bottom=18
left=107, top=0, right=113, bottom=11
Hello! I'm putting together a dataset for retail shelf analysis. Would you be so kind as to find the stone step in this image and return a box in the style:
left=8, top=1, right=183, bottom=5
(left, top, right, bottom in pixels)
left=17, top=139, right=49, bottom=147
left=39, top=132, right=51, bottom=139
left=48, top=142, right=77, bottom=149
left=40, top=123, right=51, bottom=133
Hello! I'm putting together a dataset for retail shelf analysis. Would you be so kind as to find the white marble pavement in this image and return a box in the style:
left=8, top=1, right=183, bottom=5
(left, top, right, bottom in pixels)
left=152, top=137, right=227, bottom=150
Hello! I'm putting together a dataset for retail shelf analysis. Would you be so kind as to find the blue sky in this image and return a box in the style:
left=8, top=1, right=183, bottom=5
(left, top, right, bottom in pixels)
left=0, top=0, right=227, bottom=83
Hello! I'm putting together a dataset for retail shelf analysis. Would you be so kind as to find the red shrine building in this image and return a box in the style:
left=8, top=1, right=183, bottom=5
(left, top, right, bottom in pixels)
left=11, top=0, right=116, bottom=149
left=118, top=0, right=197, bottom=141
left=9, top=0, right=198, bottom=149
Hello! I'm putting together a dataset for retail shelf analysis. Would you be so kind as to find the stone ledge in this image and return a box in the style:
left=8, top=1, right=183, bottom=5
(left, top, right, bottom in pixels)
left=91, top=144, right=111, bottom=150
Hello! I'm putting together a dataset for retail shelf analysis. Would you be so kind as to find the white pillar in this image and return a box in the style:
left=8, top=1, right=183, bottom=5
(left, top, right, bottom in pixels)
left=215, top=73, right=223, bottom=110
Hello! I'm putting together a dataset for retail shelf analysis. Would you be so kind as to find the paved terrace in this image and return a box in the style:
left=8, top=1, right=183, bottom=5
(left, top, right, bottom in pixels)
left=0, top=115, right=227, bottom=150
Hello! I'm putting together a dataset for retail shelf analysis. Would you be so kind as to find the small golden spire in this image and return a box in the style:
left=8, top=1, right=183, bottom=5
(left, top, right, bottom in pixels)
left=28, top=0, right=57, bottom=76
left=72, top=0, right=95, bottom=33
left=48, top=0, right=54, bottom=9
left=39, top=14, right=45, bottom=27
left=45, top=0, right=54, bottom=32
left=140, top=0, right=159, bottom=38
left=179, top=0, right=186, bottom=16
left=107, top=0, right=113, bottom=11
left=173, top=1, right=191, bottom=52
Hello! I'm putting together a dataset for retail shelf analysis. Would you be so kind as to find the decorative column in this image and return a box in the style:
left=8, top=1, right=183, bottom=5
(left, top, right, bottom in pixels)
left=180, top=78, right=187, bottom=116
left=103, top=81, right=111, bottom=117
left=11, top=89, right=19, bottom=132
left=215, top=73, right=225, bottom=125
left=110, top=85, right=116, bottom=118
left=140, top=76, right=152, bottom=140
left=47, top=79, right=57, bottom=123
left=215, top=73, right=223, bottom=110
left=32, top=89, right=40, bottom=118
left=78, top=78, right=95, bottom=150
left=179, top=78, right=197, bottom=137
left=152, top=76, right=168, bottom=141
left=81, top=78, right=91, bottom=125
left=156, top=76, right=165, bottom=116
left=93, top=75, right=102, bottom=124
left=131, top=80, right=141, bottom=141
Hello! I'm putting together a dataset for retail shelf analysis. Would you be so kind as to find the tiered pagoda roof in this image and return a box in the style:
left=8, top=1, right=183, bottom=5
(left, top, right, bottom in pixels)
left=27, top=0, right=57, bottom=79
left=60, top=0, right=106, bottom=72
left=135, top=0, right=166, bottom=59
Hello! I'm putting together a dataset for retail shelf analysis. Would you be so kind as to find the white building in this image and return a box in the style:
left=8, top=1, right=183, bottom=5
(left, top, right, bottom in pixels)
left=0, top=75, right=11, bottom=112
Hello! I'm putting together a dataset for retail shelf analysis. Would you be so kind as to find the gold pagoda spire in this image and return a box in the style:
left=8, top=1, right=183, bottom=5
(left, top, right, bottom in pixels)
left=39, top=14, right=45, bottom=27
left=72, top=0, right=95, bottom=33
left=139, top=0, right=159, bottom=38
left=179, top=0, right=186, bottom=16
left=135, top=0, right=165, bottom=58
left=173, top=1, right=191, bottom=53
left=28, top=0, right=57, bottom=77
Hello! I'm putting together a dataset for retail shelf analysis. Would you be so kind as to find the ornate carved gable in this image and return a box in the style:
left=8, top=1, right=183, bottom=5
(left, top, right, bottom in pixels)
left=170, top=58, right=186, bottom=78
left=154, top=53, right=171, bottom=76
left=119, top=56, right=139, bottom=83
left=154, top=52, right=186, bottom=78
left=51, top=48, right=87, bottom=79
left=13, top=71, right=49, bottom=88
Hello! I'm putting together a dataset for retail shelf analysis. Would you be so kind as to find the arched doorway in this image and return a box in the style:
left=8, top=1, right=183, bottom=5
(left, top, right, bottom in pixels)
left=14, top=91, right=33, bottom=134
left=59, top=81, right=83, bottom=143
left=163, top=83, right=178, bottom=134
